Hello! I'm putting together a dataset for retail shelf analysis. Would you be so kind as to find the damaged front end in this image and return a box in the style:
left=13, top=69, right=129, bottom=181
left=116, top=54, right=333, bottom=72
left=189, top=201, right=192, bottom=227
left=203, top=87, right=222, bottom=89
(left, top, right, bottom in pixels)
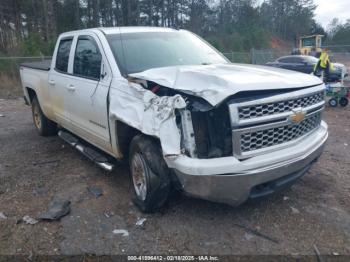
left=111, top=68, right=327, bottom=206
left=127, top=78, right=233, bottom=160
left=186, top=100, right=232, bottom=159
left=126, top=63, right=324, bottom=161
left=109, top=78, right=187, bottom=158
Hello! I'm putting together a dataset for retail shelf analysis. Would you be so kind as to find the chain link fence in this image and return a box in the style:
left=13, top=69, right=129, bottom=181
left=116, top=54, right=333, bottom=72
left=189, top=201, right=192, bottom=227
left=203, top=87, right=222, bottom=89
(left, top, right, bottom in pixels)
left=222, top=49, right=288, bottom=65
left=223, top=49, right=350, bottom=73
left=328, top=53, right=350, bottom=71
left=222, top=52, right=251, bottom=64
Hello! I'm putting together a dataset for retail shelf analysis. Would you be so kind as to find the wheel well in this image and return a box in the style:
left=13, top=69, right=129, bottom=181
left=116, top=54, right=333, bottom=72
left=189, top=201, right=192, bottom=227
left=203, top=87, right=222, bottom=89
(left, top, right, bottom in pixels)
left=116, top=121, right=141, bottom=159
left=26, top=88, right=36, bottom=102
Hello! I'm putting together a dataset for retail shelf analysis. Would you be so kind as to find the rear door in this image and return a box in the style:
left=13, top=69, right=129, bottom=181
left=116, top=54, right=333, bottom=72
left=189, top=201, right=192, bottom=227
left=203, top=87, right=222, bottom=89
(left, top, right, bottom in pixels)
left=48, top=37, right=74, bottom=127
left=65, top=33, right=112, bottom=151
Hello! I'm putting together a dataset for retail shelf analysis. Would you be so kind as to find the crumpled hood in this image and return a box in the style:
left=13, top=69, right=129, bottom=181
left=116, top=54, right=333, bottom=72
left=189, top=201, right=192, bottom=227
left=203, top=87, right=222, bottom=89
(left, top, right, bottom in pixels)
left=130, top=63, right=323, bottom=105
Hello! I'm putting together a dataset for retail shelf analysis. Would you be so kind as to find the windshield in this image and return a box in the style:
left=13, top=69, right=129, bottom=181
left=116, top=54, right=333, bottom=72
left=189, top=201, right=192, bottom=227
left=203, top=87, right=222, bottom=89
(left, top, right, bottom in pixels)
left=107, top=31, right=228, bottom=75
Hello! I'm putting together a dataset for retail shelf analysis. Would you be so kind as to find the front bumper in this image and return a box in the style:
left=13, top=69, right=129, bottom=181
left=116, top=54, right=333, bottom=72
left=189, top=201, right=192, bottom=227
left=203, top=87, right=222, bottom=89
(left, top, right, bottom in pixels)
left=166, top=121, right=328, bottom=206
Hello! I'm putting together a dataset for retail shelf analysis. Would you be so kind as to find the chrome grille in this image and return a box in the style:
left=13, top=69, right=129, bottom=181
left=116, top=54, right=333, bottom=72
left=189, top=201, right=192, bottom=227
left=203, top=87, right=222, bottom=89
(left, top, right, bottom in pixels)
left=238, top=91, right=324, bottom=120
left=229, top=85, right=326, bottom=159
left=240, top=113, right=321, bottom=153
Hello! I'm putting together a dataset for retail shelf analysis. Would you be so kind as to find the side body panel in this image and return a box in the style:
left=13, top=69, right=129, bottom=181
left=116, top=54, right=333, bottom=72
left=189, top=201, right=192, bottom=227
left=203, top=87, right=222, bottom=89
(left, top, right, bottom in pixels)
left=20, top=67, right=54, bottom=119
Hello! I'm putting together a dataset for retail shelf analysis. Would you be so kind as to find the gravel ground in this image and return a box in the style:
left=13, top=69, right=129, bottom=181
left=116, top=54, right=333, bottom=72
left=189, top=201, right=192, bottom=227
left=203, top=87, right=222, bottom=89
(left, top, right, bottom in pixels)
left=0, top=98, right=349, bottom=258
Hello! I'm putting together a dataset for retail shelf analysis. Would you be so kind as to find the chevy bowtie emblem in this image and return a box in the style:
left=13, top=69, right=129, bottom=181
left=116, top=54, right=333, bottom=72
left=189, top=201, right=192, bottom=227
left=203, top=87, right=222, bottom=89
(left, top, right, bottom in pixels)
left=290, top=108, right=306, bottom=124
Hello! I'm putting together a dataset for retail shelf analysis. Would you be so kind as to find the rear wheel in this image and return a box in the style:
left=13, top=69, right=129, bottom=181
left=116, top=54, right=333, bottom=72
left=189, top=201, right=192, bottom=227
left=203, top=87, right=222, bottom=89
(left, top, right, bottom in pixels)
left=31, top=96, right=57, bottom=136
left=328, top=98, right=338, bottom=107
left=129, top=135, right=171, bottom=213
left=339, top=97, right=349, bottom=107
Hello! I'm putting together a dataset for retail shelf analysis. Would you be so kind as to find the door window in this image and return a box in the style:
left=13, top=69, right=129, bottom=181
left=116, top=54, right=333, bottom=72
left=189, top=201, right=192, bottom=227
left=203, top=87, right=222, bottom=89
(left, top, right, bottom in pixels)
left=278, top=57, right=292, bottom=63
left=290, top=57, right=302, bottom=63
left=278, top=57, right=301, bottom=63
left=73, top=37, right=102, bottom=80
left=55, top=38, right=73, bottom=72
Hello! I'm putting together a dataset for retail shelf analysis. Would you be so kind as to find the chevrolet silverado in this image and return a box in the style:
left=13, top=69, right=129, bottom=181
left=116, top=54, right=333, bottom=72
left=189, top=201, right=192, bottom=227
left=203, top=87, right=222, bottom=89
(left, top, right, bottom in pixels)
left=20, top=27, right=328, bottom=212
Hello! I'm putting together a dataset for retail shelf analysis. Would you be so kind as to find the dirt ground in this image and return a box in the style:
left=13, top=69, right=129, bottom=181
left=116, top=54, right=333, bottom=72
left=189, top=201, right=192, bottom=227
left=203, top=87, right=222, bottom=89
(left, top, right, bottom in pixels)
left=0, top=97, right=349, bottom=258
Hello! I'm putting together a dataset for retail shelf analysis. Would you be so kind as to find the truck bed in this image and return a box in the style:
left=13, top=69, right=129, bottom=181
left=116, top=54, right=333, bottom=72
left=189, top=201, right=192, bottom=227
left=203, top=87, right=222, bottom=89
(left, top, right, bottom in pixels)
left=21, top=60, right=51, bottom=71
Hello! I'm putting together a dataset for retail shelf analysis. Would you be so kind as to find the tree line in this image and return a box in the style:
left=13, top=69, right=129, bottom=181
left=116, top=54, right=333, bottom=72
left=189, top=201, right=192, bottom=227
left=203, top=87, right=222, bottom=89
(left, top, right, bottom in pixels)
left=326, top=18, right=350, bottom=48
left=0, top=0, right=343, bottom=56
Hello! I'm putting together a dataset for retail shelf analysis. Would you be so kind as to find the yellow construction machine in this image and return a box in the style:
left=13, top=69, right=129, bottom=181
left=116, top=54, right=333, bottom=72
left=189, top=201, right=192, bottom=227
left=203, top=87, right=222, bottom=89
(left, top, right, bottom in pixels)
left=292, top=35, right=324, bottom=56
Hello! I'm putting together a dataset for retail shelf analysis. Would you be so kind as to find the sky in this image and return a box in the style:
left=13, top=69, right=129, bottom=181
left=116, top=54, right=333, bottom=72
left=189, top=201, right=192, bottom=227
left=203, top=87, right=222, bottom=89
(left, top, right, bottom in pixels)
left=314, top=0, right=350, bottom=29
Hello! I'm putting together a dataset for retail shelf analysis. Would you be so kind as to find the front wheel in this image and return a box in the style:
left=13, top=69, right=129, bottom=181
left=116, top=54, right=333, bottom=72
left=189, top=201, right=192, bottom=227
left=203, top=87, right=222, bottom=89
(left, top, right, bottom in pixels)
left=31, top=96, right=57, bottom=136
left=129, top=135, right=171, bottom=213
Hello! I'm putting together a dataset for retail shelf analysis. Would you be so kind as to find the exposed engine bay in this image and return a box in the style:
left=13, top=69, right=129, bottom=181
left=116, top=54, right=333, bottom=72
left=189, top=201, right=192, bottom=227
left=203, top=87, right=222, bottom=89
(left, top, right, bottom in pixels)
left=128, top=78, right=232, bottom=159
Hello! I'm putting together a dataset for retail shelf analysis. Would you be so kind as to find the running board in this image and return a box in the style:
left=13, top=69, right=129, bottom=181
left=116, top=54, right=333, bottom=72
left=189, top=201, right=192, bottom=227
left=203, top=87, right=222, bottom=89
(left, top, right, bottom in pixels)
left=58, top=130, right=114, bottom=172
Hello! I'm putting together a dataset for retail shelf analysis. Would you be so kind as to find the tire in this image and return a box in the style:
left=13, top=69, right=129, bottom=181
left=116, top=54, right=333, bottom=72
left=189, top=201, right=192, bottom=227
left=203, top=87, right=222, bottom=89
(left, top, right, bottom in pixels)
left=339, top=97, right=349, bottom=107
left=129, top=135, right=171, bottom=213
left=31, top=96, right=57, bottom=136
left=328, top=98, right=338, bottom=107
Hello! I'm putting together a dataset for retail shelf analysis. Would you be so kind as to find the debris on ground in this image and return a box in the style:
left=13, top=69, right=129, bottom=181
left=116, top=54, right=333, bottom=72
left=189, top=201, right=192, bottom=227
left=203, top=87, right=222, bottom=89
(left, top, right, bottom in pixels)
left=243, top=232, right=254, bottom=241
left=39, top=200, right=71, bottom=221
left=233, top=223, right=279, bottom=244
left=87, top=186, right=103, bottom=198
left=0, top=212, right=7, bottom=220
left=0, top=114, right=4, bottom=117
left=283, top=196, right=290, bottom=201
left=290, top=207, right=300, bottom=214
left=135, top=218, right=147, bottom=227
left=32, top=160, right=60, bottom=166
left=33, top=187, right=48, bottom=196
left=104, top=211, right=115, bottom=218
left=112, top=229, right=129, bottom=237
left=313, top=244, right=323, bottom=262
left=22, top=215, right=39, bottom=225
left=332, top=252, right=339, bottom=256
left=344, top=143, right=348, bottom=147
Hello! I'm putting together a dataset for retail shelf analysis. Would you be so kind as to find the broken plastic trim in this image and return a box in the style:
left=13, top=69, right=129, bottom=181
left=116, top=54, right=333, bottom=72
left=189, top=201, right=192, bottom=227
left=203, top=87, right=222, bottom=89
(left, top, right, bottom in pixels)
left=127, top=77, right=234, bottom=159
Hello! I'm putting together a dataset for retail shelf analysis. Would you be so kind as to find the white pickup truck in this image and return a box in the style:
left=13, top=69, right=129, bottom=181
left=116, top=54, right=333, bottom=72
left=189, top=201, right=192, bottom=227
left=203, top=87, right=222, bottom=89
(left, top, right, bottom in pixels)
left=20, top=27, right=328, bottom=212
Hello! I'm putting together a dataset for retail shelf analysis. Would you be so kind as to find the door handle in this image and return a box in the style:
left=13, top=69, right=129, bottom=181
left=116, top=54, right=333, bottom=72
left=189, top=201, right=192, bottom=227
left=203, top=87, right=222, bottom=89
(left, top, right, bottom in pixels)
left=67, top=84, right=76, bottom=92
left=49, top=79, right=55, bottom=86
